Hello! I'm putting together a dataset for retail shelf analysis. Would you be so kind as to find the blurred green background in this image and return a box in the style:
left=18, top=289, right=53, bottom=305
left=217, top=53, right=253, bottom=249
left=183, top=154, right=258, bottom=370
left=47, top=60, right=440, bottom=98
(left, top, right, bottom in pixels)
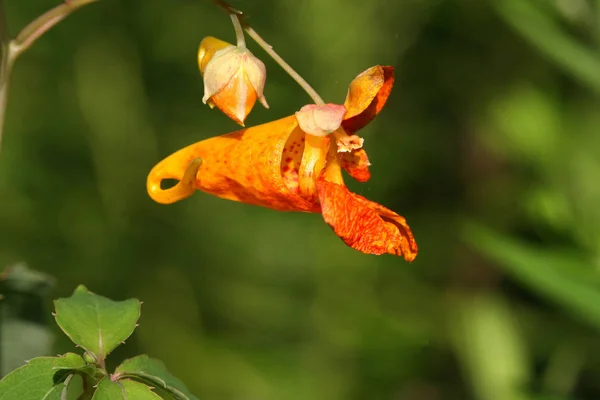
left=2, top=0, right=600, bottom=399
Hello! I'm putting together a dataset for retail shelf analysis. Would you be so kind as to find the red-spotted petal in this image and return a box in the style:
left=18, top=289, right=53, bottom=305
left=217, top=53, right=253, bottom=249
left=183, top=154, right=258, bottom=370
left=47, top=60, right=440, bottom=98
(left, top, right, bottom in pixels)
left=147, top=116, right=319, bottom=212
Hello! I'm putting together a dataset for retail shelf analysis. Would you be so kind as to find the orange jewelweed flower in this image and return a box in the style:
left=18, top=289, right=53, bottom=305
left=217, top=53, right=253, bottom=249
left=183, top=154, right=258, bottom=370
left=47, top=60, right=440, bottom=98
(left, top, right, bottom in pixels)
left=198, top=36, right=268, bottom=126
left=147, top=66, right=418, bottom=261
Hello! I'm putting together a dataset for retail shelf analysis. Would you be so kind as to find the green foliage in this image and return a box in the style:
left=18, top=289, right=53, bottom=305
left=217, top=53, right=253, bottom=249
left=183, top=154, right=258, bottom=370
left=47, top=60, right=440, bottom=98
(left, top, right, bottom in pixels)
left=0, top=286, right=197, bottom=400
left=465, top=223, right=600, bottom=331
left=0, top=263, right=54, bottom=294
left=0, top=264, right=55, bottom=377
left=449, top=294, right=529, bottom=400
left=115, top=355, right=198, bottom=400
left=54, top=285, right=140, bottom=364
left=0, top=354, right=84, bottom=400
left=492, top=0, right=600, bottom=94
left=91, top=378, right=164, bottom=400
left=1, top=0, right=600, bottom=399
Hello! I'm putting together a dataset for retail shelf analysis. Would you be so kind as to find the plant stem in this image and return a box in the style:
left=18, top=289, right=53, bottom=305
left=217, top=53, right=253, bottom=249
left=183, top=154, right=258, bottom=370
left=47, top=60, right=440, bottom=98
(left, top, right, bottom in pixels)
left=244, top=25, right=324, bottom=105
left=0, top=0, right=98, bottom=154
left=0, top=56, right=12, bottom=153
left=77, top=374, right=95, bottom=400
left=211, top=0, right=325, bottom=105
left=0, top=0, right=11, bottom=152
left=230, top=14, right=245, bottom=48
left=12, top=0, right=98, bottom=59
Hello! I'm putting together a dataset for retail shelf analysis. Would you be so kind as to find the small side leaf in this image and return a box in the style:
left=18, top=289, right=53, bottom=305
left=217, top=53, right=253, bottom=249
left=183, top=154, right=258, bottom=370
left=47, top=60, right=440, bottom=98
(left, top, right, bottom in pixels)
left=54, top=286, right=141, bottom=362
left=39, top=384, right=64, bottom=400
left=42, top=374, right=74, bottom=400
left=91, top=378, right=163, bottom=400
left=53, top=362, right=106, bottom=384
left=90, top=377, right=123, bottom=400
left=121, top=379, right=164, bottom=399
left=0, top=353, right=85, bottom=400
left=115, top=355, right=198, bottom=400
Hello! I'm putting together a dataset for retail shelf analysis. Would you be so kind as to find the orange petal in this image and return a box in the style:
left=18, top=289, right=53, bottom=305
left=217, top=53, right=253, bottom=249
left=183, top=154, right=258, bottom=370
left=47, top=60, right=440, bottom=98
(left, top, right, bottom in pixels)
left=340, top=148, right=371, bottom=182
left=342, top=66, right=394, bottom=133
left=147, top=116, right=319, bottom=212
left=316, top=176, right=417, bottom=261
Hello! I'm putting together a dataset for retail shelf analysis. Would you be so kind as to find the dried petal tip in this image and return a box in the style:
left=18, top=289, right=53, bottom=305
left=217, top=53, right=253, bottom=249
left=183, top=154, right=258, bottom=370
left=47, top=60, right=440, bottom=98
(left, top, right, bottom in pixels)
left=337, top=134, right=364, bottom=153
left=199, top=37, right=268, bottom=125
left=296, top=103, right=347, bottom=137
left=317, top=177, right=418, bottom=261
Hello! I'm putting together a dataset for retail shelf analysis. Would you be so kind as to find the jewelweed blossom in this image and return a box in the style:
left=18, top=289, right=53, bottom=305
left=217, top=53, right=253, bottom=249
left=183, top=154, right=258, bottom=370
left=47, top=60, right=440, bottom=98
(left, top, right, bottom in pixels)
left=147, top=66, right=418, bottom=261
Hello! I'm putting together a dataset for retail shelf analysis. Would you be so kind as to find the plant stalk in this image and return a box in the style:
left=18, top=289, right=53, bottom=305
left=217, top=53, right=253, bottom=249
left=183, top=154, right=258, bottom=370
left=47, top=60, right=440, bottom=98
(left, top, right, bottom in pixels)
left=243, top=25, right=324, bottom=105
left=12, top=0, right=98, bottom=59
left=0, top=58, right=12, bottom=154
left=0, top=0, right=10, bottom=152
left=0, top=0, right=98, bottom=154
left=211, top=0, right=325, bottom=105
left=230, top=13, right=246, bottom=49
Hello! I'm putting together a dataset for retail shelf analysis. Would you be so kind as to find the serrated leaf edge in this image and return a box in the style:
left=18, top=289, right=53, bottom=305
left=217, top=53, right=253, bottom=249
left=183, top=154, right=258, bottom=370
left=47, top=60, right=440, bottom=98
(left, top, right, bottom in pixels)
left=53, top=290, right=142, bottom=362
left=114, top=373, right=190, bottom=400
left=0, top=354, right=84, bottom=400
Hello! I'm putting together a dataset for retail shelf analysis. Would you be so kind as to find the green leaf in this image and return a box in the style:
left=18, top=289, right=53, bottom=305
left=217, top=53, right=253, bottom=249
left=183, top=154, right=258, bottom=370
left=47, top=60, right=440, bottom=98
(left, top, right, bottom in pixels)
left=90, top=377, right=122, bottom=399
left=41, top=374, right=74, bottom=400
left=1, top=264, right=55, bottom=377
left=91, top=377, right=163, bottom=400
left=492, top=0, right=600, bottom=94
left=121, top=380, right=164, bottom=399
left=115, top=355, right=198, bottom=400
left=0, top=263, right=55, bottom=295
left=464, top=223, right=600, bottom=329
left=0, top=353, right=85, bottom=400
left=53, top=363, right=106, bottom=385
left=54, top=286, right=141, bottom=362
left=449, top=294, right=530, bottom=400
left=1, top=320, right=54, bottom=379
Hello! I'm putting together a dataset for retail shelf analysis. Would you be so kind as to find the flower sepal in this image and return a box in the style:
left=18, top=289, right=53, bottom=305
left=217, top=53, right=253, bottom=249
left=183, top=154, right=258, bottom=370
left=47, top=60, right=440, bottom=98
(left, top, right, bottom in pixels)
left=198, top=36, right=268, bottom=126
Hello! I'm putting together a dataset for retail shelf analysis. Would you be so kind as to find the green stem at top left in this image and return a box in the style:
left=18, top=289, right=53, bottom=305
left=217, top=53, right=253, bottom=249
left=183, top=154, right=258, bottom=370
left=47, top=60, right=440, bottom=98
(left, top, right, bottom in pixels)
left=0, top=0, right=13, bottom=154
left=0, top=0, right=99, bottom=155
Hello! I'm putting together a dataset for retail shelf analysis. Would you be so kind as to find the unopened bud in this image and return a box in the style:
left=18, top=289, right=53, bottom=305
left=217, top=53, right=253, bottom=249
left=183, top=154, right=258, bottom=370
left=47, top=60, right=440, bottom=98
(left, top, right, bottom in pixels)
left=198, top=36, right=268, bottom=126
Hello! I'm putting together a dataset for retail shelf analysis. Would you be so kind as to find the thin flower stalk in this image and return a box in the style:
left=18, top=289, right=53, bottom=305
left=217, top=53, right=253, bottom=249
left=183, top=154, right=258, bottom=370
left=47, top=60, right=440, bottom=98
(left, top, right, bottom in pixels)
left=211, top=0, right=324, bottom=105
